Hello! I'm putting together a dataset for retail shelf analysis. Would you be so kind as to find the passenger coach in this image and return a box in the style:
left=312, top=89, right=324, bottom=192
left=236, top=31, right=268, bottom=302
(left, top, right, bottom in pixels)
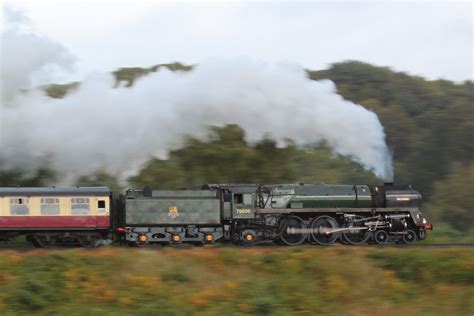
left=0, top=187, right=111, bottom=247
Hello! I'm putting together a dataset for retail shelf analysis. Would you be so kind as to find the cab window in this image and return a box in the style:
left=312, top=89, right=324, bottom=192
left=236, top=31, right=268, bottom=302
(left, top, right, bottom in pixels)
left=233, top=194, right=243, bottom=204
left=71, top=198, right=90, bottom=215
left=10, top=198, right=29, bottom=215
left=40, top=198, right=60, bottom=215
left=243, top=194, right=252, bottom=205
left=234, top=194, right=252, bottom=205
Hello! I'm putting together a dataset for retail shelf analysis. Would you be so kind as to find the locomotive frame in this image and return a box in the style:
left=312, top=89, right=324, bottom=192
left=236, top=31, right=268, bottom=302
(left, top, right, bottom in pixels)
left=123, top=183, right=432, bottom=247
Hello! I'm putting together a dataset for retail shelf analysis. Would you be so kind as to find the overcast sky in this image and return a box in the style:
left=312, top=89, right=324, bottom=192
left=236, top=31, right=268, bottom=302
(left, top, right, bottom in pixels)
left=2, top=0, right=473, bottom=83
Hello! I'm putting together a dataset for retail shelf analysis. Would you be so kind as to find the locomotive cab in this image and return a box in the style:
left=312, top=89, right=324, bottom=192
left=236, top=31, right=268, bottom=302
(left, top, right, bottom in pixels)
left=202, top=184, right=258, bottom=220
left=231, top=192, right=256, bottom=219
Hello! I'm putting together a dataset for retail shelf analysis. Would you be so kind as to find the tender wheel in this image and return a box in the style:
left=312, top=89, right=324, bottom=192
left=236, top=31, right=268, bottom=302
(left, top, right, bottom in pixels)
left=373, top=230, right=389, bottom=245
left=128, top=241, right=147, bottom=247
left=241, top=229, right=258, bottom=246
left=402, top=230, right=417, bottom=244
left=342, top=215, right=370, bottom=245
left=309, top=215, right=339, bottom=246
left=278, top=216, right=307, bottom=246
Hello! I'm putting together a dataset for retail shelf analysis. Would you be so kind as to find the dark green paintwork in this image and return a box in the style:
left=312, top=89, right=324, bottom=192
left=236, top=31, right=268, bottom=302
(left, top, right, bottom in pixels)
left=125, top=190, right=221, bottom=225
left=231, top=193, right=256, bottom=219
left=268, top=184, right=372, bottom=209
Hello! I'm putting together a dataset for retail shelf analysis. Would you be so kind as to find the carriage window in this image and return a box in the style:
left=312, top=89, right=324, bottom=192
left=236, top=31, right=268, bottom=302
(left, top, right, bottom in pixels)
left=10, top=198, right=29, bottom=215
left=41, top=198, right=60, bottom=215
left=71, top=198, right=90, bottom=215
left=97, top=200, right=106, bottom=213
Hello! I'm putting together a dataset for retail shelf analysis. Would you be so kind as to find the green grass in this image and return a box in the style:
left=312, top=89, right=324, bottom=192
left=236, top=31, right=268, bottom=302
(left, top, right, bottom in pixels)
left=0, top=246, right=473, bottom=315
left=423, top=223, right=474, bottom=244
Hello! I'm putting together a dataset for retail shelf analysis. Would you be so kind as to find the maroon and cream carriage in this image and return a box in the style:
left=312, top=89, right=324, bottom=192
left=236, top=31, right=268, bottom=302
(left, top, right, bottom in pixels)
left=0, top=187, right=111, bottom=247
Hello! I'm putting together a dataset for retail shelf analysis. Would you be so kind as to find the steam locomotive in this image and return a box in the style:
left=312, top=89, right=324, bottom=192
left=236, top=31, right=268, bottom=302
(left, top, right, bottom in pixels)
left=0, top=182, right=432, bottom=247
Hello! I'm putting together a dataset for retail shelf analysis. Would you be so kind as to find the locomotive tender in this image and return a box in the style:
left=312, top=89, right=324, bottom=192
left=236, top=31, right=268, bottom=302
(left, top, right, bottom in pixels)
left=0, top=182, right=433, bottom=247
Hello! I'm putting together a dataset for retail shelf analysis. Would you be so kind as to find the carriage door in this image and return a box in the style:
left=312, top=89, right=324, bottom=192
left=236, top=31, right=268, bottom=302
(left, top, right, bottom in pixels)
left=97, top=199, right=107, bottom=228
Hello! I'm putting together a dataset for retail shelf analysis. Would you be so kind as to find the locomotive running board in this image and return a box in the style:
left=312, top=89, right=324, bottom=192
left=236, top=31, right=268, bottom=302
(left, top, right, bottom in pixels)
left=287, top=227, right=368, bottom=235
left=256, top=207, right=417, bottom=214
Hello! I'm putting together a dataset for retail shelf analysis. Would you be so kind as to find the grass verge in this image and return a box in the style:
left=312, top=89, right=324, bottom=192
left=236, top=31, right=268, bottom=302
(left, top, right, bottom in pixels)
left=0, top=246, right=472, bottom=315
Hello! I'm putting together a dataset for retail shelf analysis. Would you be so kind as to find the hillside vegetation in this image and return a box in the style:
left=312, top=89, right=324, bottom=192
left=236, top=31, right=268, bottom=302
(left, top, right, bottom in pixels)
left=1, top=61, right=472, bottom=235
left=0, top=247, right=472, bottom=315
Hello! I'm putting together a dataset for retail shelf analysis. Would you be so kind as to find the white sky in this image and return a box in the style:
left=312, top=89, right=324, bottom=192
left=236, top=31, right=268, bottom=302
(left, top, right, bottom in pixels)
left=2, top=0, right=473, bottom=82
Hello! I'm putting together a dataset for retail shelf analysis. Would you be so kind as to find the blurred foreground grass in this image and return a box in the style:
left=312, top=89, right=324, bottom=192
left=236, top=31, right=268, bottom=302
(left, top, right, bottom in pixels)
left=0, top=246, right=472, bottom=315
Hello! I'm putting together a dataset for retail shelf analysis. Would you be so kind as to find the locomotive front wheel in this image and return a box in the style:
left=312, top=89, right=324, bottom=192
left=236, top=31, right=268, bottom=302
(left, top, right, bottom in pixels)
left=402, top=230, right=417, bottom=244
left=373, top=230, right=389, bottom=245
left=309, top=215, right=339, bottom=246
left=342, top=215, right=371, bottom=245
left=278, top=216, right=307, bottom=246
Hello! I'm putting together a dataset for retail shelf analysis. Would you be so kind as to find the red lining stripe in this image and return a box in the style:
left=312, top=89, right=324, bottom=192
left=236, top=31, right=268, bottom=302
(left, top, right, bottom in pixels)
left=0, top=216, right=110, bottom=229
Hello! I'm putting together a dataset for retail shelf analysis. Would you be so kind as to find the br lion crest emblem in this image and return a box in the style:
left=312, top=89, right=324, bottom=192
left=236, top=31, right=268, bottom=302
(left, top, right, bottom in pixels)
left=168, top=206, right=179, bottom=219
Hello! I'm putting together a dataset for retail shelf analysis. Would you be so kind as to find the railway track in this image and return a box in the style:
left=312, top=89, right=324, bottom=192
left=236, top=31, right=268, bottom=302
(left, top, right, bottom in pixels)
left=0, top=242, right=473, bottom=251
left=341, top=243, right=474, bottom=248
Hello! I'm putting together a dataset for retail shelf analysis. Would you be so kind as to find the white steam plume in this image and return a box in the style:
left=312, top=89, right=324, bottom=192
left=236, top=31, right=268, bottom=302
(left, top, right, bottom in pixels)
left=2, top=58, right=393, bottom=182
left=0, top=6, right=75, bottom=103
left=0, top=7, right=392, bottom=183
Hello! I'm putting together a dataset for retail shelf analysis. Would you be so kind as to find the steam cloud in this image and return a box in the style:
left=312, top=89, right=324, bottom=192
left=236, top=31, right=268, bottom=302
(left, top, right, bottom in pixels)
left=1, top=8, right=393, bottom=183
left=1, top=6, right=74, bottom=104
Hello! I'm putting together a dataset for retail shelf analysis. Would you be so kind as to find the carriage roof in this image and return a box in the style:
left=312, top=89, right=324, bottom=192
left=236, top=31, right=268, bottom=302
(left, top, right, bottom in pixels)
left=0, top=187, right=111, bottom=196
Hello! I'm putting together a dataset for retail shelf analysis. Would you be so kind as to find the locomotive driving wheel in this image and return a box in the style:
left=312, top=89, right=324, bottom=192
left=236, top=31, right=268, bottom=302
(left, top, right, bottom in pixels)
left=278, top=215, right=307, bottom=246
left=309, top=215, right=339, bottom=246
left=342, top=215, right=370, bottom=245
